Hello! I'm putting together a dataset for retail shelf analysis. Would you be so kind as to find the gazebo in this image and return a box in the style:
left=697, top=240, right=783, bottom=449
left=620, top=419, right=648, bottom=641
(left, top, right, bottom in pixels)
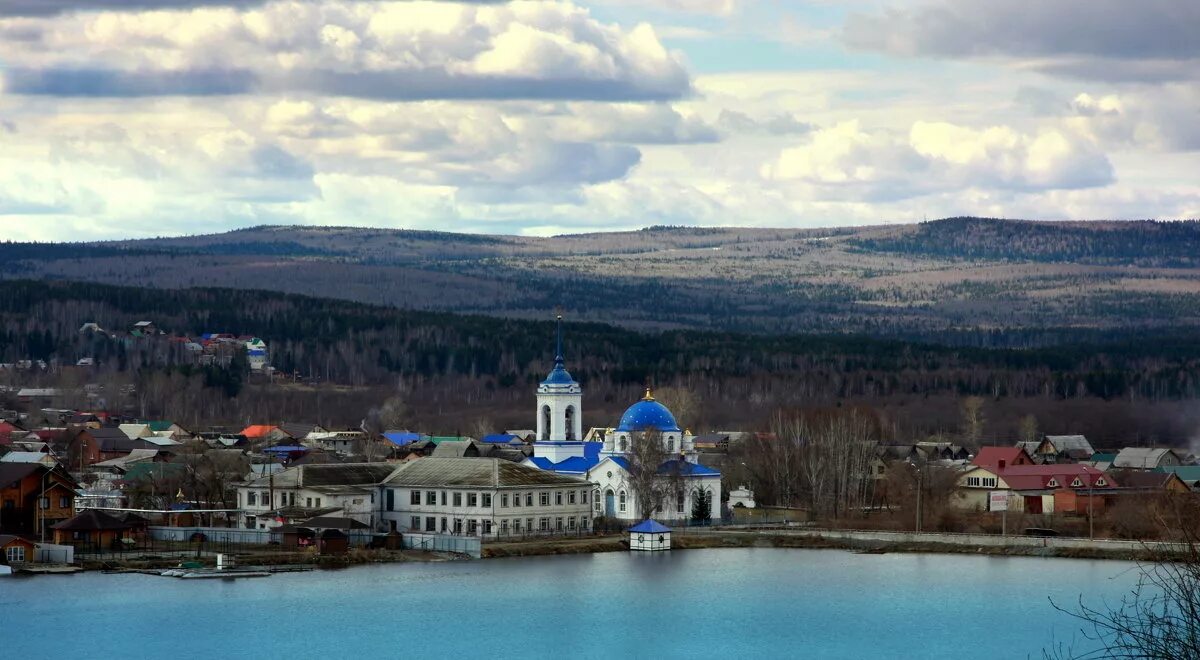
left=628, top=519, right=671, bottom=552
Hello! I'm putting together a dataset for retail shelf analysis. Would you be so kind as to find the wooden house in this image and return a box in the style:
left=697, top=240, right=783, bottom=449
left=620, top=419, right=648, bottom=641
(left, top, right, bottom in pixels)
left=0, top=463, right=79, bottom=537
left=1, top=534, right=37, bottom=564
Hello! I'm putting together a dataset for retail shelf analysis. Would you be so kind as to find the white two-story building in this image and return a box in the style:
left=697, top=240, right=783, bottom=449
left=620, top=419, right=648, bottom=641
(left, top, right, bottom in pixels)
left=380, top=457, right=592, bottom=537
left=237, top=463, right=396, bottom=530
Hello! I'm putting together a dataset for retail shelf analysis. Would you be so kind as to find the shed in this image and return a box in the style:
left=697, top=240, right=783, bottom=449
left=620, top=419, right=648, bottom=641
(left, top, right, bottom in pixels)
left=628, top=520, right=671, bottom=552
left=318, top=529, right=349, bottom=555
left=1, top=534, right=37, bottom=564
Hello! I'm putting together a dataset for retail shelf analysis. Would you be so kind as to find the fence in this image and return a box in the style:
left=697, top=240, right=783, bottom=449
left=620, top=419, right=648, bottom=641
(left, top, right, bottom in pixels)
left=150, top=526, right=274, bottom=544
left=401, top=533, right=482, bottom=558
left=35, top=543, right=74, bottom=564
left=680, top=526, right=1192, bottom=554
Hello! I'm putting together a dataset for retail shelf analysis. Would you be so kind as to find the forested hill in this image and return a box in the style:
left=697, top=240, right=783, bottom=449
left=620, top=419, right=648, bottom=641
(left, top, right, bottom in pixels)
left=5, top=279, right=1200, bottom=404
left=5, top=218, right=1200, bottom=337
left=852, top=217, right=1200, bottom=267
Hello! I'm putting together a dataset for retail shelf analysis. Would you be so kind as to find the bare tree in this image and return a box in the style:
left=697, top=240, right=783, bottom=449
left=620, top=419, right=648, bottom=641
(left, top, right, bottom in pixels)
left=625, top=428, right=669, bottom=520
left=1019, top=414, right=1039, bottom=445
left=770, top=409, right=878, bottom=520
left=960, top=396, right=986, bottom=448
left=363, top=394, right=411, bottom=437
left=358, top=436, right=389, bottom=463
left=654, top=387, right=701, bottom=432
left=1047, top=498, right=1200, bottom=659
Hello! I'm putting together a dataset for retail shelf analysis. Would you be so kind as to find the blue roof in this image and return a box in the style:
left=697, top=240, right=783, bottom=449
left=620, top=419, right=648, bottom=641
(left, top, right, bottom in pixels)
left=482, top=434, right=519, bottom=444
left=529, top=442, right=603, bottom=473
left=658, top=459, right=720, bottom=476
left=384, top=432, right=422, bottom=446
left=629, top=519, right=671, bottom=533
left=262, top=445, right=307, bottom=453
left=616, top=395, right=680, bottom=432
left=541, top=360, right=578, bottom=386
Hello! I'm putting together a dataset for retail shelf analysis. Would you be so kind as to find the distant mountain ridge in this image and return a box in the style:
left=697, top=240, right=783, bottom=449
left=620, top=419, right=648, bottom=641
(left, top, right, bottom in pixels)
left=5, top=217, right=1200, bottom=338
left=852, top=217, right=1200, bottom=267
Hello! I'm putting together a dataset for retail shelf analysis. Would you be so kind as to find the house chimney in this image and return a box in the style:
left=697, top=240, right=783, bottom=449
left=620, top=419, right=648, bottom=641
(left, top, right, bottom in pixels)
left=998, top=459, right=1006, bottom=470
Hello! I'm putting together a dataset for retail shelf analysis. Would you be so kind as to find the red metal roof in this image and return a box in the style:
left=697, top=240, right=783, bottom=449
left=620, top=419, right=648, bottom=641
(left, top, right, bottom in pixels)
left=240, top=424, right=278, bottom=438
left=996, top=464, right=1114, bottom=490
left=972, top=446, right=1033, bottom=469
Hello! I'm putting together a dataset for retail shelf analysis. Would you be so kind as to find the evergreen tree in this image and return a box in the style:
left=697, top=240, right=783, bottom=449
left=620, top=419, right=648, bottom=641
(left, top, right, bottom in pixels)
left=690, top=490, right=712, bottom=526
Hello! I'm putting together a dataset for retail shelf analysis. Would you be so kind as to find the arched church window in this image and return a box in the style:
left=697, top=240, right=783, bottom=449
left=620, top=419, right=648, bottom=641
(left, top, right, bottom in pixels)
left=676, top=491, right=685, bottom=513
left=541, top=406, right=551, bottom=441
left=618, top=490, right=627, bottom=512
left=619, top=437, right=627, bottom=452
left=666, top=439, right=674, bottom=453
left=565, top=406, right=576, bottom=441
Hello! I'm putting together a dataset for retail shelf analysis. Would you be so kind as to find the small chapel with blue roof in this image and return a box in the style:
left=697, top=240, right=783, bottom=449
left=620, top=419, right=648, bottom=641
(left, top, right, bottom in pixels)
left=523, top=318, right=722, bottom=522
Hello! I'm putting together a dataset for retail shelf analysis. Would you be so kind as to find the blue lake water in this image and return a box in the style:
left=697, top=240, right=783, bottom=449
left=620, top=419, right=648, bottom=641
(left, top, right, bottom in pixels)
left=2, top=548, right=1140, bottom=659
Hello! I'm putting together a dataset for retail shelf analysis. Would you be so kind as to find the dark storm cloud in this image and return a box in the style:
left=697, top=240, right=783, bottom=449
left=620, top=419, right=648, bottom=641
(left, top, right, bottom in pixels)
left=4, top=67, right=691, bottom=102
left=844, top=0, right=1200, bottom=80
left=4, top=67, right=257, bottom=96
left=0, top=0, right=503, bottom=17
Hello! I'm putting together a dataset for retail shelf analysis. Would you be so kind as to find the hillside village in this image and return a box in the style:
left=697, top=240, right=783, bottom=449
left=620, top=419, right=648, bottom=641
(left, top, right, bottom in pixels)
left=3, top=321, right=1199, bottom=570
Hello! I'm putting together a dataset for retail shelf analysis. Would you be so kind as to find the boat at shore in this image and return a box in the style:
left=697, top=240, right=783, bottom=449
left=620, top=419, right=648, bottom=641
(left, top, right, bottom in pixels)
left=176, top=569, right=271, bottom=579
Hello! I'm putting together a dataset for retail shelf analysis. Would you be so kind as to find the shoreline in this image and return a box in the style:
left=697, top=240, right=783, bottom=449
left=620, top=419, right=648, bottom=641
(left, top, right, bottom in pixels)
left=24, top=529, right=1175, bottom=575
left=483, top=530, right=1171, bottom=563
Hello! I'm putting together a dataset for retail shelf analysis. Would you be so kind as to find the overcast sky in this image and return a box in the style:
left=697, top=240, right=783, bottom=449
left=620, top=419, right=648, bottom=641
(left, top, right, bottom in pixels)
left=1, top=0, right=1198, bottom=240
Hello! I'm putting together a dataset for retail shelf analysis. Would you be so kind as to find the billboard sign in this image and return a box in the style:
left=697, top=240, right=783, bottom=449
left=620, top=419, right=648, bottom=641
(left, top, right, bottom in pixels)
left=989, top=491, right=1009, bottom=512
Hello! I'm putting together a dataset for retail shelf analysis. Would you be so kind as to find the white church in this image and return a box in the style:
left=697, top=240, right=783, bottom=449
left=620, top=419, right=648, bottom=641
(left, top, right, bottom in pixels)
left=523, top=319, right=722, bottom=523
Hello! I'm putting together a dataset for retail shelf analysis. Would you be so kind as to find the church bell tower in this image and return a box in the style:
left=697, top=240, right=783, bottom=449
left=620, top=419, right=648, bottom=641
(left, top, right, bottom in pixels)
left=534, top=315, right=585, bottom=463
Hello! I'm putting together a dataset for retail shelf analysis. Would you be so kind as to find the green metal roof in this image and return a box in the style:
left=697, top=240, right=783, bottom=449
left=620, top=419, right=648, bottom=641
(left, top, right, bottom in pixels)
left=1155, top=466, right=1200, bottom=483
left=428, top=436, right=472, bottom=445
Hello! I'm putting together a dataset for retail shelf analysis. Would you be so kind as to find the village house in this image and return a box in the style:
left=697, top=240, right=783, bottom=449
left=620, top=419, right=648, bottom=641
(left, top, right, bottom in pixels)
left=240, top=424, right=289, bottom=444
left=956, top=462, right=1114, bottom=514
left=279, top=422, right=326, bottom=442
left=236, top=463, right=396, bottom=531
left=1154, top=466, right=1200, bottom=491
left=1, top=534, right=37, bottom=564
left=308, top=430, right=365, bottom=454
left=1111, top=470, right=1191, bottom=495
left=51, top=509, right=138, bottom=551
left=0, top=462, right=79, bottom=538
left=380, top=457, right=592, bottom=537
left=1112, top=447, right=1184, bottom=471
left=70, top=427, right=160, bottom=468
left=973, top=446, right=1037, bottom=470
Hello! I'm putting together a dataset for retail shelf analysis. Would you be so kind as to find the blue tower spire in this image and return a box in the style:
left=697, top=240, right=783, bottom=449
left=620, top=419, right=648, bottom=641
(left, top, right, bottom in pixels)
left=541, top=313, right=578, bottom=387
left=555, top=313, right=564, bottom=365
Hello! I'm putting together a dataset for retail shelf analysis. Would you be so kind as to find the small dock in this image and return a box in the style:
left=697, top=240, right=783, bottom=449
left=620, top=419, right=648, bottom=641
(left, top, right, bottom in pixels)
left=16, top=565, right=84, bottom=575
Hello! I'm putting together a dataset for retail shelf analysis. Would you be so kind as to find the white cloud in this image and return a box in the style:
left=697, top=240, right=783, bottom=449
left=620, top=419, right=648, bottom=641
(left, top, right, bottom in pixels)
left=1065, top=87, right=1200, bottom=152
left=763, top=119, right=1113, bottom=200
left=0, top=1, right=691, bottom=101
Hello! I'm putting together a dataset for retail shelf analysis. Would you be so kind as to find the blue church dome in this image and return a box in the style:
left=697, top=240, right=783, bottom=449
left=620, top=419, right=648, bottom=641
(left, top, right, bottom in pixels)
left=542, top=361, right=578, bottom=386
left=616, top=390, right=680, bottom=432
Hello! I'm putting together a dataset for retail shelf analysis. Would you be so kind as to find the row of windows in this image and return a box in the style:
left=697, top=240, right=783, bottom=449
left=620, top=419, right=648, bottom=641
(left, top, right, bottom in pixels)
left=965, top=477, right=998, bottom=488
left=245, top=491, right=321, bottom=509
left=589, top=488, right=713, bottom=514
left=407, top=515, right=591, bottom=535
left=400, top=489, right=588, bottom=510
left=38, top=496, right=71, bottom=509
left=614, top=438, right=676, bottom=453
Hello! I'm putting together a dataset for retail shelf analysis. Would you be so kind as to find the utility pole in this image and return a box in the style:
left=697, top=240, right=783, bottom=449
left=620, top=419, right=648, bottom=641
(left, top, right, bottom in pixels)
left=914, top=465, right=922, bottom=533
left=1088, top=483, right=1094, bottom=540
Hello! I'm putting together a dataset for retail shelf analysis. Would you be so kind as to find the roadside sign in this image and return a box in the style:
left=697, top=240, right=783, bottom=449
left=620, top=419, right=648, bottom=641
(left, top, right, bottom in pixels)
left=989, top=491, right=1009, bottom=512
